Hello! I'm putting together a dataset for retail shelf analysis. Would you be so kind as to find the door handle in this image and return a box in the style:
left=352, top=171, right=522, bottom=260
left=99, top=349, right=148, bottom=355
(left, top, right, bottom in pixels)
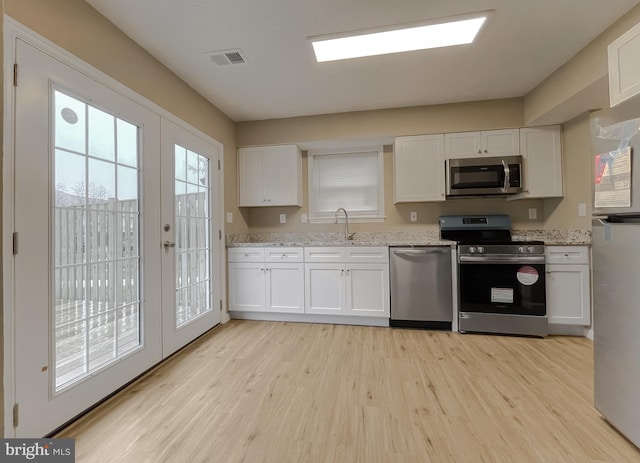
left=502, top=159, right=510, bottom=192
left=164, top=241, right=176, bottom=248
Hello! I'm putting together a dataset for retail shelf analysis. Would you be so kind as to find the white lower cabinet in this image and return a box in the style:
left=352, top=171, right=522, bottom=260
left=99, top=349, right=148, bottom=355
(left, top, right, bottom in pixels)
left=305, top=264, right=345, bottom=315
left=228, top=262, right=266, bottom=311
left=228, top=247, right=304, bottom=313
left=304, top=247, right=390, bottom=318
left=265, top=263, right=304, bottom=313
left=346, top=264, right=389, bottom=316
left=228, top=246, right=390, bottom=321
left=545, top=246, right=591, bottom=326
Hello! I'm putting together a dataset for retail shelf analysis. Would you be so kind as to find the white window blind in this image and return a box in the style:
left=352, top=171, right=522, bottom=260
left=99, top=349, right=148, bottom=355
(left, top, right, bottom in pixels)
left=308, top=147, right=384, bottom=221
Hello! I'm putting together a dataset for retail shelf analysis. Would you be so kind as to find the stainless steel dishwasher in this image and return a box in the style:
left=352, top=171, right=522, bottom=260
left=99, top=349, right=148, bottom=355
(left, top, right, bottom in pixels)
left=389, top=246, right=453, bottom=329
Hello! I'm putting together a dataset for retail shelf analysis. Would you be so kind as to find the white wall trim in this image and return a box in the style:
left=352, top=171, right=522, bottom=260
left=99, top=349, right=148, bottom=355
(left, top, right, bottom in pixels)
left=3, top=16, right=228, bottom=436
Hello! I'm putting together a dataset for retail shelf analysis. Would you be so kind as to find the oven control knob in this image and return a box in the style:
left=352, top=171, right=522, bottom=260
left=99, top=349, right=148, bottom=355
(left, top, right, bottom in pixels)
left=477, top=246, right=484, bottom=254
left=527, top=246, right=534, bottom=253
left=518, top=246, right=525, bottom=253
left=469, top=247, right=477, bottom=254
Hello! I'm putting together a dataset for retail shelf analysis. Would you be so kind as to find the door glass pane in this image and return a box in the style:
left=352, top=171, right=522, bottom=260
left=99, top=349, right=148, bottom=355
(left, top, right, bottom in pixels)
left=53, top=90, right=141, bottom=392
left=174, top=144, right=211, bottom=328
left=88, top=106, right=115, bottom=161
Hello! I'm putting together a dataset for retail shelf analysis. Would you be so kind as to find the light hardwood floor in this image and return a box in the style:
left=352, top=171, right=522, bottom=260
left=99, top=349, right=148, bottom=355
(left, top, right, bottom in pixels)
left=58, top=321, right=640, bottom=462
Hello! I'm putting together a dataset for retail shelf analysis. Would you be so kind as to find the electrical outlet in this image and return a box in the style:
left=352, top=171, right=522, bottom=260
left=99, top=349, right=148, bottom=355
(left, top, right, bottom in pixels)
left=226, top=212, right=233, bottom=224
left=301, top=213, right=308, bottom=223
left=528, top=208, right=537, bottom=220
left=279, top=213, right=286, bottom=224
left=578, top=203, right=587, bottom=217
left=410, top=211, right=417, bottom=222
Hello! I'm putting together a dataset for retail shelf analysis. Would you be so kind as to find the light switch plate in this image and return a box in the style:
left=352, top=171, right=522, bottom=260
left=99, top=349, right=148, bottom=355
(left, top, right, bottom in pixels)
left=578, top=203, right=587, bottom=217
left=301, top=213, right=308, bottom=223
left=279, top=213, right=287, bottom=224
left=528, top=208, right=537, bottom=220
left=226, top=212, right=233, bottom=223
left=410, top=211, right=417, bottom=222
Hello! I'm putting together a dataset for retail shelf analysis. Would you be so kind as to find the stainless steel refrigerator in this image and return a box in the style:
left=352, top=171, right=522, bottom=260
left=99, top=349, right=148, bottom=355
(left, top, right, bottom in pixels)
left=591, top=98, right=640, bottom=449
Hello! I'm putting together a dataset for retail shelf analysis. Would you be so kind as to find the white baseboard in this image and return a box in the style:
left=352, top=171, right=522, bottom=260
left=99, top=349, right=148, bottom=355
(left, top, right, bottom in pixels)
left=229, top=311, right=389, bottom=327
left=548, top=324, right=590, bottom=337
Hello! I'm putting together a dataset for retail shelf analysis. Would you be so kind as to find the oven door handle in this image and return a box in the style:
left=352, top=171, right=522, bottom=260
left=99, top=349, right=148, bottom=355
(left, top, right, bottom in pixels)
left=502, top=159, right=510, bottom=192
left=459, top=255, right=545, bottom=264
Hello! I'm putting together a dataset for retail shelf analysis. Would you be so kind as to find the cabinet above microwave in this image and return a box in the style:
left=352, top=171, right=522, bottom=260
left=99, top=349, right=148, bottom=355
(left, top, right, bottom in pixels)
left=393, top=125, right=563, bottom=203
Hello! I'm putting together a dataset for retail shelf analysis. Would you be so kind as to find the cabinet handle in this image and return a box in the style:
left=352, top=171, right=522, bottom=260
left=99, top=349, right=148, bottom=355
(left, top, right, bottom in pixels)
left=341, top=269, right=344, bottom=274
left=346, top=269, right=350, bottom=274
left=484, top=149, right=488, bottom=153
left=477, top=149, right=482, bottom=154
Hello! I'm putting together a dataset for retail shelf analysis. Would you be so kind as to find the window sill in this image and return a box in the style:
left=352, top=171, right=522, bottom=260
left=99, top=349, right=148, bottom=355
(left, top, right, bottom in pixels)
left=308, top=216, right=386, bottom=224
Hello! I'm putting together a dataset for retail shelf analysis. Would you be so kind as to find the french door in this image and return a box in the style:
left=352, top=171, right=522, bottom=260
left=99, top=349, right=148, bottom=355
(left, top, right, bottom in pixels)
left=10, top=38, right=220, bottom=437
left=161, top=119, right=220, bottom=357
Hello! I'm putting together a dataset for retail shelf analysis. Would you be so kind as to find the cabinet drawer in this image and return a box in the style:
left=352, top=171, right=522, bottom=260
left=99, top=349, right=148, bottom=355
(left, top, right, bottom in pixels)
left=227, top=247, right=265, bottom=262
left=304, top=247, right=346, bottom=263
left=264, top=247, right=303, bottom=262
left=345, top=246, right=389, bottom=263
left=545, top=246, right=589, bottom=265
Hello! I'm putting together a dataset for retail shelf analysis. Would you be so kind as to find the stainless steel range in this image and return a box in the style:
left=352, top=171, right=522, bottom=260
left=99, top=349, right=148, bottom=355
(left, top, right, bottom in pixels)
left=440, top=214, right=547, bottom=337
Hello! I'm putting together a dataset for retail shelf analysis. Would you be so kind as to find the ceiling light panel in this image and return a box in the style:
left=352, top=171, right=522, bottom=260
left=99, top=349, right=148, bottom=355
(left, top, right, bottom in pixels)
left=311, top=13, right=490, bottom=62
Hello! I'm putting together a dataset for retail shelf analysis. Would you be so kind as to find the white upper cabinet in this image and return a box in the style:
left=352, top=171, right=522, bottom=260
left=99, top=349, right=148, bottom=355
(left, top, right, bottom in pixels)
left=393, top=134, right=445, bottom=203
left=238, top=144, right=302, bottom=207
left=512, top=126, right=563, bottom=199
left=445, top=129, right=519, bottom=159
left=608, top=21, right=640, bottom=107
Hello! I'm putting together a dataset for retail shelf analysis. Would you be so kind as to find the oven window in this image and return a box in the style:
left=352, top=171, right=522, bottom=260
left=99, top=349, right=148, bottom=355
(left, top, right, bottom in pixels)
left=459, top=263, right=546, bottom=316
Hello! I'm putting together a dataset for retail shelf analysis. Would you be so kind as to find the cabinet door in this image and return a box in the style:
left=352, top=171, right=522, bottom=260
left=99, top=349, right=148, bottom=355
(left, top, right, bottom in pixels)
left=266, top=263, right=304, bottom=313
left=445, top=132, right=482, bottom=159
left=394, top=135, right=445, bottom=202
left=228, top=262, right=266, bottom=311
left=238, top=147, right=266, bottom=206
left=265, top=145, right=302, bottom=206
left=482, top=129, right=519, bottom=156
left=304, top=264, right=346, bottom=315
left=546, top=264, right=590, bottom=325
left=608, top=21, right=640, bottom=107
left=346, top=264, right=390, bottom=317
left=519, top=126, right=563, bottom=198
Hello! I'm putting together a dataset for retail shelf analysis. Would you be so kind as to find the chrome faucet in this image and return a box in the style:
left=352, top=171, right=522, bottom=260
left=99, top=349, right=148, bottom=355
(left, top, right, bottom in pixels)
left=335, top=207, right=355, bottom=241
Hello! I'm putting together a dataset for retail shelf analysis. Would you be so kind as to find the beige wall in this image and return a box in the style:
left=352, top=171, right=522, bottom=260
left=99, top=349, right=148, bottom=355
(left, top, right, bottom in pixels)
left=524, top=3, right=640, bottom=125
left=237, top=98, right=524, bottom=145
left=236, top=98, right=592, bottom=232
left=4, top=0, right=247, bottom=234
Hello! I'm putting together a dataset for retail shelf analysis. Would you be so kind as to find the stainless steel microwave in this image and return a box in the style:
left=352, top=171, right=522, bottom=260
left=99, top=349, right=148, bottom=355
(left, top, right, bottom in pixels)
left=446, top=155, right=523, bottom=197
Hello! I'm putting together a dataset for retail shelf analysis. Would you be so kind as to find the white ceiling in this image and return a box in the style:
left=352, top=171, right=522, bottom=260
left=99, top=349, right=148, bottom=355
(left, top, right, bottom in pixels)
left=84, top=0, right=640, bottom=122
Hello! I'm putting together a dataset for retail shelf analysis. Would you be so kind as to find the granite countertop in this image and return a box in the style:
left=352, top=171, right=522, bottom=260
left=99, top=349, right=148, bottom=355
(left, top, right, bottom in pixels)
left=226, top=229, right=591, bottom=247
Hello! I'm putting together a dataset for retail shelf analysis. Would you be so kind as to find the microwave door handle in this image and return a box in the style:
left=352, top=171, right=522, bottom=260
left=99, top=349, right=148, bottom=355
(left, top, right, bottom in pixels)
left=502, top=160, right=510, bottom=192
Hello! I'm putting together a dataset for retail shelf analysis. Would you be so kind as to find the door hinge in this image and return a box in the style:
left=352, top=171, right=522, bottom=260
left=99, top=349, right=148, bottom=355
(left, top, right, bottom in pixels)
left=219, top=230, right=222, bottom=240
left=217, top=159, right=221, bottom=170
left=12, top=232, right=18, bottom=255
left=13, top=63, right=18, bottom=87
left=219, top=300, right=222, bottom=312
left=13, top=403, right=19, bottom=428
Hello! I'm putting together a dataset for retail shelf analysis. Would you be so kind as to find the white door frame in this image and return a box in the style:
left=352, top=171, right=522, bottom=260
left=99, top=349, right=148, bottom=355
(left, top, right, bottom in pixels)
left=2, top=17, right=228, bottom=436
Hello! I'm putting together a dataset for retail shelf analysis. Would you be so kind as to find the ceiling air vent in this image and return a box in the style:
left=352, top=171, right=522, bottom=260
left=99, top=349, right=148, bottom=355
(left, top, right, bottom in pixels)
left=206, top=49, right=249, bottom=67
